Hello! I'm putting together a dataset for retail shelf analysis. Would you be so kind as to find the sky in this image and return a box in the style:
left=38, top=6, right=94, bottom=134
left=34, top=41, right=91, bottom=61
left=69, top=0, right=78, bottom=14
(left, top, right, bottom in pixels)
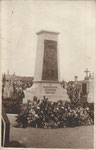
left=1, top=0, right=96, bottom=81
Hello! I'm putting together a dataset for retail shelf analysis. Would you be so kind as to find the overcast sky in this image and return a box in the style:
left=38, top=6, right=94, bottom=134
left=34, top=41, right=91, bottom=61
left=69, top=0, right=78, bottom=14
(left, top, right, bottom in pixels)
left=1, top=0, right=96, bottom=81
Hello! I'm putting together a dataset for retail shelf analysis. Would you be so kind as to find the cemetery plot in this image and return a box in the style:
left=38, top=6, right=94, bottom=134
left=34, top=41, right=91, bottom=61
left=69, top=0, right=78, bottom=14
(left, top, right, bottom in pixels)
left=8, top=113, right=94, bottom=148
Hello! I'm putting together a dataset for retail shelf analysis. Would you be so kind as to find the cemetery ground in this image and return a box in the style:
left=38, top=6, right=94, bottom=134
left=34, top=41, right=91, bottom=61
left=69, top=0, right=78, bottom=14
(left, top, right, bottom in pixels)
left=8, top=114, right=94, bottom=148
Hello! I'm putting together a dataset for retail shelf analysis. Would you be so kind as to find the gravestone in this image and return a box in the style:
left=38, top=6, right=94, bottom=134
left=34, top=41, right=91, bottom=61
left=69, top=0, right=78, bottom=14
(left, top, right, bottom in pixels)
left=80, top=70, right=94, bottom=103
left=23, top=30, right=70, bottom=102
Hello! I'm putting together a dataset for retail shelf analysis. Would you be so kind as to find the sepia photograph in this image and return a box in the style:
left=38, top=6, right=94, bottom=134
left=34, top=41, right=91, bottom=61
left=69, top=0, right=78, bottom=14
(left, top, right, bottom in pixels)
left=0, top=0, right=96, bottom=149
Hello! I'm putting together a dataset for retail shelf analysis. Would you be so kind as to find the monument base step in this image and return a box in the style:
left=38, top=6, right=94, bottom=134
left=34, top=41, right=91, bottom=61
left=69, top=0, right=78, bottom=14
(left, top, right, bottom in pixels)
left=23, top=82, right=70, bottom=103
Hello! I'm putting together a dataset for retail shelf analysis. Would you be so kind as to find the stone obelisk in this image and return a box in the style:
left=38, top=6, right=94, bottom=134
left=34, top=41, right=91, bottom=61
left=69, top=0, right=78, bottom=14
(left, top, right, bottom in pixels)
left=23, top=30, right=70, bottom=102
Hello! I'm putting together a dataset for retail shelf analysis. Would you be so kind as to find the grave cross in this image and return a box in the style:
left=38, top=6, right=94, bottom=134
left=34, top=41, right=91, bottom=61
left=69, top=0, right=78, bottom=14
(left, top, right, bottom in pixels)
left=84, top=68, right=90, bottom=77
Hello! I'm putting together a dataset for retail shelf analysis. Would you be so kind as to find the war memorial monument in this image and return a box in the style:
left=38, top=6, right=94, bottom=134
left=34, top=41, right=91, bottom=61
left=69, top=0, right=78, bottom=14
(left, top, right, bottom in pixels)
left=23, top=30, right=70, bottom=102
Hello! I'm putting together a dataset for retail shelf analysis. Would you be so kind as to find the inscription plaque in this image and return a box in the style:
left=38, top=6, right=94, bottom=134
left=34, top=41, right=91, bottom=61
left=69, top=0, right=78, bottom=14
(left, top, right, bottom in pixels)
left=43, top=86, right=57, bottom=94
left=42, top=40, right=58, bottom=81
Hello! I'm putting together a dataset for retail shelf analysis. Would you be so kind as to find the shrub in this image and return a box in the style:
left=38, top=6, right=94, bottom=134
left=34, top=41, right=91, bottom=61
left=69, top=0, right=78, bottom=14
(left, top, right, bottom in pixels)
left=3, top=98, right=23, bottom=114
left=67, top=81, right=81, bottom=103
left=16, top=97, right=94, bottom=128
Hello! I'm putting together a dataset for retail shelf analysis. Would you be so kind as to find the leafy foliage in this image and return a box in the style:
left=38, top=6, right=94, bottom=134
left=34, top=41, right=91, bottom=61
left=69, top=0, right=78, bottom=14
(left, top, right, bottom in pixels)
left=16, top=97, right=94, bottom=128
left=3, top=98, right=23, bottom=114
left=2, top=79, right=24, bottom=114
left=67, top=81, right=81, bottom=103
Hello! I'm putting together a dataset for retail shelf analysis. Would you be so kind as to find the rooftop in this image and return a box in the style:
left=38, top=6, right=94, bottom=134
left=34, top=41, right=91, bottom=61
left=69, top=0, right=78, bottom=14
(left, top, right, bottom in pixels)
left=36, top=30, right=60, bottom=35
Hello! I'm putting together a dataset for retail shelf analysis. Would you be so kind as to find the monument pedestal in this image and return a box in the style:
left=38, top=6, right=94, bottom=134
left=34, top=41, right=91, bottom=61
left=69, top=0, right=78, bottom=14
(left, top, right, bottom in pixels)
left=23, top=30, right=70, bottom=103
left=23, top=81, right=70, bottom=103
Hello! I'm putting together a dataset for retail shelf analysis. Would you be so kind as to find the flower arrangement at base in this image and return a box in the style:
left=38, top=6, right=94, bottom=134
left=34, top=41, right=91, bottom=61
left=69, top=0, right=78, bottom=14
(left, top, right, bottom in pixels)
left=16, top=97, right=94, bottom=128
